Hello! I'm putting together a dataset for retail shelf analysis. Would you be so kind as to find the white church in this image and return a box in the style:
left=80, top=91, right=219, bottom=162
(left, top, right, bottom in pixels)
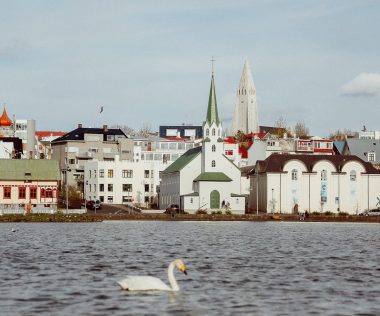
left=159, top=69, right=249, bottom=214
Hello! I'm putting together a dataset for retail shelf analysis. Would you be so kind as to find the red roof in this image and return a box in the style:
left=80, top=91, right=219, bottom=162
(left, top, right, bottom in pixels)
left=35, top=131, right=66, bottom=140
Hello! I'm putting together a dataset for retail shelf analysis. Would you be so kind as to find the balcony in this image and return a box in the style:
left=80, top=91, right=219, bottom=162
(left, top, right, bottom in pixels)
left=76, top=152, right=94, bottom=159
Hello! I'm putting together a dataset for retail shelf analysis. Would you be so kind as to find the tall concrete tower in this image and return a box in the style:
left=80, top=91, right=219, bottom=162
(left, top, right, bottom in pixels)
left=230, top=60, right=259, bottom=135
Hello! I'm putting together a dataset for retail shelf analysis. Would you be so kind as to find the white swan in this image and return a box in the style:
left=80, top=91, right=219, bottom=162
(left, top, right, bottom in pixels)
left=117, top=259, right=187, bottom=291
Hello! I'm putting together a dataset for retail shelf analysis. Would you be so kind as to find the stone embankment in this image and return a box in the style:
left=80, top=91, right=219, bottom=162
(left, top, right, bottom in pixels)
left=0, top=213, right=379, bottom=223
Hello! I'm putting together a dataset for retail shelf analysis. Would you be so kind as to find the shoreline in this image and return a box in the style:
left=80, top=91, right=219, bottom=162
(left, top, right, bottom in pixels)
left=0, top=213, right=379, bottom=223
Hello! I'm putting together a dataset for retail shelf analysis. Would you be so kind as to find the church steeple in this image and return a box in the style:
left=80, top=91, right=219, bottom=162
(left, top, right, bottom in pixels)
left=205, top=75, right=220, bottom=127
left=231, top=59, right=259, bottom=135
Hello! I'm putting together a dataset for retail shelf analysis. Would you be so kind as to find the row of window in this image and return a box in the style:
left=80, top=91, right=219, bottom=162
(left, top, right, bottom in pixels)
left=2, top=187, right=55, bottom=199
left=88, top=183, right=153, bottom=193
left=90, top=195, right=152, bottom=204
left=205, top=128, right=220, bottom=137
left=89, top=169, right=153, bottom=179
left=291, top=169, right=358, bottom=181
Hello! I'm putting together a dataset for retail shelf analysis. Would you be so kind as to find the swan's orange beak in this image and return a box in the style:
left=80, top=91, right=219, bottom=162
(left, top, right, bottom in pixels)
left=180, top=265, right=187, bottom=275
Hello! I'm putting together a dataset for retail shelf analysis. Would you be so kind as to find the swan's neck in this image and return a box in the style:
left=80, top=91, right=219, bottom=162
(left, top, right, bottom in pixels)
left=168, top=261, right=179, bottom=291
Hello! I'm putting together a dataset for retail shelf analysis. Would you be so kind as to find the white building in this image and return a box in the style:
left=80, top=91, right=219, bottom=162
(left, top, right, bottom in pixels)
left=160, top=72, right=249, bottom=214
left=248, top=154, right=380, bottom=214
left=85, top=156, right=164, bottom=206
left=230, top=60, right=259, bottom=136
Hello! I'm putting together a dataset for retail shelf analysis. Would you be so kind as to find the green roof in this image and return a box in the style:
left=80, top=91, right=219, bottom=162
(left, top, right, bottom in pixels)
left=181, top=192, right=199, bottom=197
left=193, top=172, right=232, bottom=182
left=163, top=146, right=202, bottom=174
left=206, top=75, right=220, bottom=126
left=0, top=159, right=60, bottom=181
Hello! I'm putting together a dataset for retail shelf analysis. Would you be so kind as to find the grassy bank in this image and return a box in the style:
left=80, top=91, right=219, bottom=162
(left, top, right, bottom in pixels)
left=0, top=213, right=379, bottom=223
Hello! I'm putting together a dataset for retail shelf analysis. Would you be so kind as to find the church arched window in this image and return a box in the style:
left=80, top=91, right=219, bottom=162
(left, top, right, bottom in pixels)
left=291, top=169, right=298, bottom=181
left=212, top=160, right=216, bottom=167
left=212, top=129, right=215, bottom=136
left=212, top=145, right=216, bottom=152
left=206, top=129, right=209, bottom=136
left=350, top=170, right=356, bottom=181
left=321, top=170, right=327, bottom=181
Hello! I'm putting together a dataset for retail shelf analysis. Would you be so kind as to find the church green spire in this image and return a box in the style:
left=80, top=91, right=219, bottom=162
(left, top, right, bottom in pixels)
left=206, top=75, right=220, bottom=126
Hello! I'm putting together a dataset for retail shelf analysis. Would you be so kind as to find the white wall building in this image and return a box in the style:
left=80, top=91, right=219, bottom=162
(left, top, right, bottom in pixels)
left=248, top=154, right=380, bottom=214
left=160, top=72, right=249, bottom=214
left=85, top=156, right=163, bottom=206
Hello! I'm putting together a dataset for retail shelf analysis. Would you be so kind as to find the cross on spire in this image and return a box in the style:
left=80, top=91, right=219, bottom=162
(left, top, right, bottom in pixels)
left=210, top=56, right=216, bottom=76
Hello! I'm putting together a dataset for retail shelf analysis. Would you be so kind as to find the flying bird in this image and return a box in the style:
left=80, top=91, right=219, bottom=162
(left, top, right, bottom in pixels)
left=99, top=106, right=104, bottom=114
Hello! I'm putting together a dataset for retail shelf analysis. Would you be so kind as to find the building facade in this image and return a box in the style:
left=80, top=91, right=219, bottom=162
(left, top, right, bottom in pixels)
left=0, top=159, right=60, bottom=212
left=248, top=154, right=380, bottom=214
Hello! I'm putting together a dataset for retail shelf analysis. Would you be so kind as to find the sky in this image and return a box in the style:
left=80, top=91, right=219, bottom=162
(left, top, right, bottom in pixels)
left=1, top=0, right=379, bottom=137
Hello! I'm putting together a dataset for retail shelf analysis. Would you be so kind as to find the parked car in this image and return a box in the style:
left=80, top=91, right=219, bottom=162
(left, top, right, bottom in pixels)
left=364, top=209, right=380, bottom=216
left=165, top=204, right=180, bottom=214
left=86, top=200, right=102, bottom=210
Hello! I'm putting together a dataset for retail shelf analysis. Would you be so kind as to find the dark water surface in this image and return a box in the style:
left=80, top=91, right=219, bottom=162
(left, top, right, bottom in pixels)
left=0, top=221, right=379, bottom=315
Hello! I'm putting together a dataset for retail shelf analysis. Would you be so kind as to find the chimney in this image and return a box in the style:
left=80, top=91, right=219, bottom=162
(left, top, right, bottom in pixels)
left=78, top=123, right=83, bottom=128
left=103, top=125, right=108, bottom=133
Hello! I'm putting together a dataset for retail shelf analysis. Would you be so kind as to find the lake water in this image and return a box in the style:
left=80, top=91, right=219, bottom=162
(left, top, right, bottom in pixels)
left=0, top=221, right=379, bottom=315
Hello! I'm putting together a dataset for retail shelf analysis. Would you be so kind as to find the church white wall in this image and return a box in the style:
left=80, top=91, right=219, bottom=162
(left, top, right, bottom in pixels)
left=182, top=196, right=200, bottom=212
left=251, top=158, right=380, bottom=214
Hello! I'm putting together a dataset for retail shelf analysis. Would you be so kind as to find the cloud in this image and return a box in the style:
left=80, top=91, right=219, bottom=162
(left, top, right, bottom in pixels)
left=341, top=73, right=380, bottom=97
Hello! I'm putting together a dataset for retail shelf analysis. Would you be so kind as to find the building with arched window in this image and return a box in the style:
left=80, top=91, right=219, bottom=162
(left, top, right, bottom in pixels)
left=248, top=154, right=380, bottom=214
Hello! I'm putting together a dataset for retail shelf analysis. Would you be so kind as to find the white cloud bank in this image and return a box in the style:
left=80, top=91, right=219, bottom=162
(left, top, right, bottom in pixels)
left=341, top=73, right=380, bottom=97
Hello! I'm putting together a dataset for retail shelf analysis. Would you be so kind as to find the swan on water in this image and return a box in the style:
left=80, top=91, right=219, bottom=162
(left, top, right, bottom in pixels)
left=117, top=259, right=187, bottom=291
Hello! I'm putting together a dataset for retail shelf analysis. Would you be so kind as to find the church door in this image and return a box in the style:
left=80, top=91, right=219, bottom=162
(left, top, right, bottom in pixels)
left=210, top=190, right=220, bottom=209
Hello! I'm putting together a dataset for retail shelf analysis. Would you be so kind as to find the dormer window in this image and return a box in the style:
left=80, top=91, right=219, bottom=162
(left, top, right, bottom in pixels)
left=212, top=129, right=215, bottom=136
left=368, top=151, right=376, bottom=162
left=206, top=129, right=209, bottom=136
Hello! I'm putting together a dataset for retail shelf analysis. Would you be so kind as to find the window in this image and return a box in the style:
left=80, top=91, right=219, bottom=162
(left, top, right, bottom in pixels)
left=99, top=196, right=104, bottom=202
left=212, top=160, right=216, bottom=167
left=99, top=184, right=104, bottom=192
left=350, top=170, right=357, bottom=181
left=108, top=184, right=113, bottom=192
left=89, top=170, right=92, bottom=178
left=107, top=196, right=113, bottom=203
left=190, top=198, right=193, bottom=203
left=206, top=129, right=209, bottom=136
left=19, top=187, right=26, bottom=199
left=321, top=170, right=327, bottom=181
left=123, top=184, right=132, bottom=192
left=145, top=184, right=149, bottom=192
left=45, top=189, right=53, bottom=198
left=291, top=169, right=298, bottom=181
left=151, top=170, right=154, bottom=178
left=3, top=187, right=11, bottom=199
left=144, top=196, right=149, bottom=202
left=144, top=170, right=149, bottom=178
left=93, top=170, right=96, bottom=178
left=30, top=187, right=37, bottom=199
left=69, top=158, right=76, bottom=164
left=212, top=145, right=216, bottom=152
left=368, top=152, right=375, bottom=162
left=99, top=169, right=104, bottom=178
left=212, top=128, right=215, bottom=136
left=108, top=169, right=114, bottom=178
left=122, top=170, right=133, bottom=178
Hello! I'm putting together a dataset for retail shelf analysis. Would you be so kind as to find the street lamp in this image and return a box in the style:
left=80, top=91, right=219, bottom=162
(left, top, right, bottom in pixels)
left=65, top=165, right=71, bottom=214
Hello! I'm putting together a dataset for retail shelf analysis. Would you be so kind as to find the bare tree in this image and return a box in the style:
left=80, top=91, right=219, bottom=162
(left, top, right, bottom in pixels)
left=328, top=129, right=357, bottom=140
left=294, top=121, right=310, bottom=138
left=137, top=122, right=153, bottom=137
left=274, top=116, right=293, bottom=138
left=111, top=124, right=135, bottom=136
